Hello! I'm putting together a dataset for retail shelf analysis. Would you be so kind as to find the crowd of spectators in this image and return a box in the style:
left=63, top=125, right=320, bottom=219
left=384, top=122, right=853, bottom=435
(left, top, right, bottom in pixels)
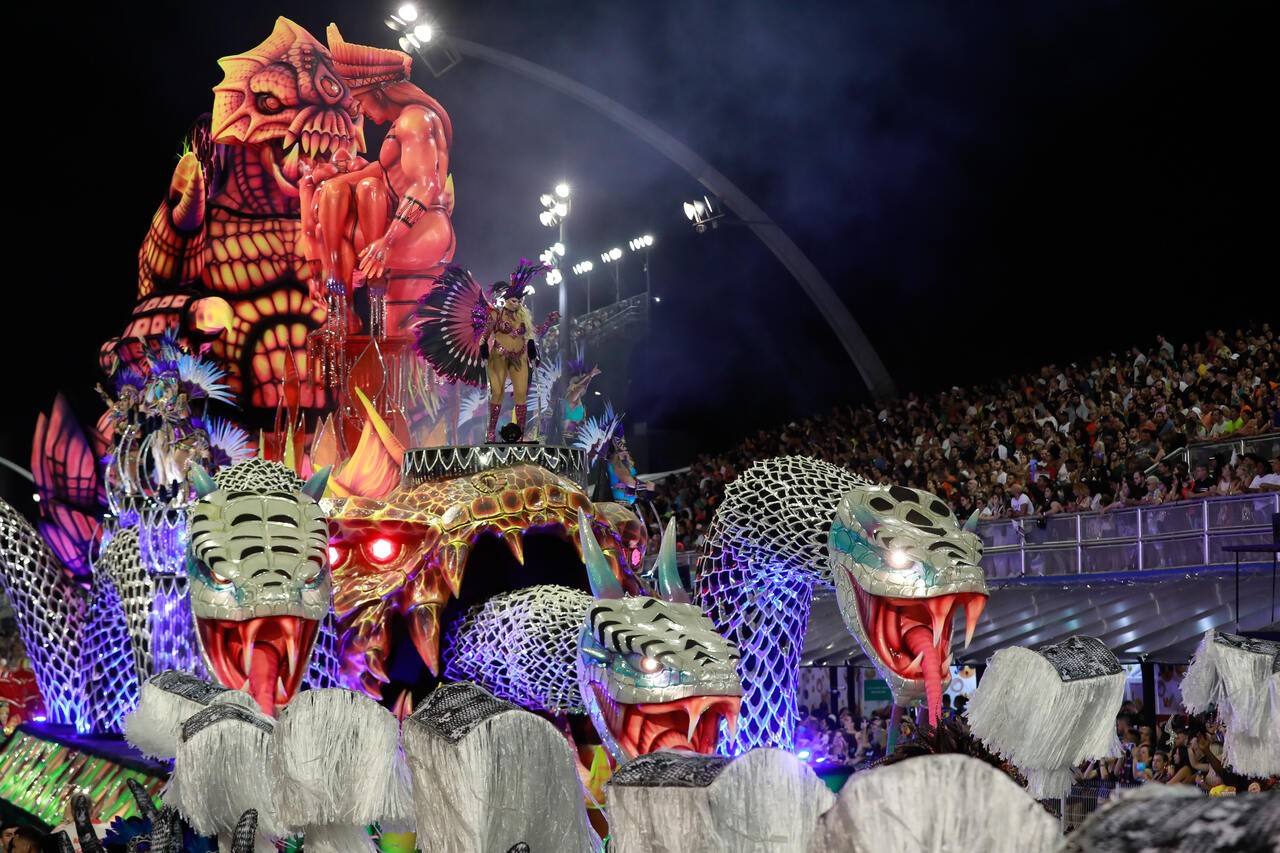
left=789, top=694, right=1278, bottom=808
left=649, top=323, right=1280, bottom=550
left=792, top=693, right=971, bottom=769
left=1072, top=703, right=1278, bottom=795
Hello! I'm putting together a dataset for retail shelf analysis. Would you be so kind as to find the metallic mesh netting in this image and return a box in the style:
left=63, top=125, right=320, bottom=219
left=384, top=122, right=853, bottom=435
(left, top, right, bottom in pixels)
left=79, top=570, right=139, bottom=733
left=98, top=527, right=155, bottom=681
left=304, top=608, right=343, bottom=689
left=0, top=499, right=89, bottom=728
left=693, top=457, right=866, bottom=754
left=443, top=585, right=587, bottom=715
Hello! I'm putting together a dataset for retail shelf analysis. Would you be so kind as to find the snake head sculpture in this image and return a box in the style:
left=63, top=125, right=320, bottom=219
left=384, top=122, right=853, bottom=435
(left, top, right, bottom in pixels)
left=577, top=513, right=742, bottom=763
left=829, top=484, right=988, bottom=724
left=187, top=459, right=331, bottom=716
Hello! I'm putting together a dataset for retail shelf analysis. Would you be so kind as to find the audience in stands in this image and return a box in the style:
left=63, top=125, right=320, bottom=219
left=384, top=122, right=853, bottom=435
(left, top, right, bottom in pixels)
left=650, top=323, right=1278, bottom=551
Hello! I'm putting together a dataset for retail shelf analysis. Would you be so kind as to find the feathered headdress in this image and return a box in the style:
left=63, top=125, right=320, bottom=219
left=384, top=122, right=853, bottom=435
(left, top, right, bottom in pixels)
left=138, top=331, right=235, bottom=404
left=113, top=366, right=147, bottom=397
left=500, top=259, right=550, bottom=304
left=566, top=342, right=589, bottom=378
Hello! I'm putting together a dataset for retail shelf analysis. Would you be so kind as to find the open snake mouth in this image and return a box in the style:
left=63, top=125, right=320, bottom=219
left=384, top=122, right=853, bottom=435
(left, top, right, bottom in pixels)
left=197, top=616, right=319, bottom=716
left=852, top=576, right=986, bottom=722
left=591, top=683, right=741, bottom=759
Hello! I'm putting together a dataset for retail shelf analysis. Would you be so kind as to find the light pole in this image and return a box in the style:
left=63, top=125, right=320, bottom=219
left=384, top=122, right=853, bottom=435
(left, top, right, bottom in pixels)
left=539, top=183, right=572, bottom=403
left=599, top=247, right=622, bottom=303
left=571, top=261, right=594, bottom=312
left=628, top=234, right=654, bottom=314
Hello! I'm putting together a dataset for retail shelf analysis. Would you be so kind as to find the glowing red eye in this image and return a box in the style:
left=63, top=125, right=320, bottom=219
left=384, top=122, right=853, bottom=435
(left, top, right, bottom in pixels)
left=367, top=537, right=398, bottom=563
left=327, top=545, right=341, bottom=565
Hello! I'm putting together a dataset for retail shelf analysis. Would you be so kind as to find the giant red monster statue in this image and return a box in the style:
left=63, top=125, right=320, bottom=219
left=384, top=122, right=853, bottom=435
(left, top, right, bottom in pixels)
left=100, top=17, right=363, bottom=431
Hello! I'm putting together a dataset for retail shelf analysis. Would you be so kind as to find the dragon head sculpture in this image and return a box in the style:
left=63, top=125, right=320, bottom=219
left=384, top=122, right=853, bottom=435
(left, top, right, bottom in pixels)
left=323, top=421, right=643, bottom=707
left=577, top=513, right=742, bottom=763
left=829, top=484, right=988, bottom=725
left=211, top=16, right=363, bottom=199
left=187, top=459, right=331, bottom=715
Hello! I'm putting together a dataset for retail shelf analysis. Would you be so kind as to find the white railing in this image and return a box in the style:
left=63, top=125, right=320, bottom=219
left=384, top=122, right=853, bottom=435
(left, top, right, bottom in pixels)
left=978, top=493, right=1280, bottom=578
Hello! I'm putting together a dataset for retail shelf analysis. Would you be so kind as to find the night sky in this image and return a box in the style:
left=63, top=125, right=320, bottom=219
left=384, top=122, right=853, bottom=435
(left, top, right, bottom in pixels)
left=1, top=0, right=1271, bottom=496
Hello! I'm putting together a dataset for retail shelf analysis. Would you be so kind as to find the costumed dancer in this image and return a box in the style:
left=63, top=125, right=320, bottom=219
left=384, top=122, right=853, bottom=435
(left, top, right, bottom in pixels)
left=561, top=353, right=601, bottom=443
left=414, top=261, right=558, bottom=444
left=608, top=430, right=654, bottom=509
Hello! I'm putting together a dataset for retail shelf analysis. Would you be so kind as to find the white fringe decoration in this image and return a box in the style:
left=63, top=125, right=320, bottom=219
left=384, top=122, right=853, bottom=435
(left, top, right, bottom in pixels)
left=1185, top=632, right=1280, bottom=777
left=810, top=754, right=1060, bottom=853
left=292, top=824, right=382, bottom=853
left=402, top=694, right=595, bottom=853
left=608, top=748, right=834, bottom=853
left=272, top=688, right=414, bottom=845
left=168, top=703, right=282, bottom=853
left=1213, top=641, right=1274, bottom=738
left=967, top=644, right=1125, bottom=799
left=1219, top=667, right=1280, bottom=778
left=606, top=762, right=722, bottom=853
left=1180, top=630, right=1221, bottom=714
left=123, top=673, right=256, bottom=760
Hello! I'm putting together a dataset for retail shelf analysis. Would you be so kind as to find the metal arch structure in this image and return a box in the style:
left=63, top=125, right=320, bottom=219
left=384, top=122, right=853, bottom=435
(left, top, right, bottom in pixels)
left=433, top=35, right=898, bottom=402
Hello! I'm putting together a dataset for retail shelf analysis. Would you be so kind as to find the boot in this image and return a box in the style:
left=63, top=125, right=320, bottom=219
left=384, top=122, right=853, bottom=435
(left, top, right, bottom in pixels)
left=514, top=404, right=528, bottom=440
left=486, top=403, right=501, bottom=443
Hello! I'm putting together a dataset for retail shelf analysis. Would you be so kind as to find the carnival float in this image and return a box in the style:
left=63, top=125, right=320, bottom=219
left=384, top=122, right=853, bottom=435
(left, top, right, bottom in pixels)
left=0, top=15, right=1276, bottom=853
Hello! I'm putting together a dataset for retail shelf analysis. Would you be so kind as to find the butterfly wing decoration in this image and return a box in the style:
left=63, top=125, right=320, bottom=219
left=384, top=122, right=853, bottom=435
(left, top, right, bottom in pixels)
left=415, top=265, right=490, bottom=386
left=31, top=394, right=106, bottom=580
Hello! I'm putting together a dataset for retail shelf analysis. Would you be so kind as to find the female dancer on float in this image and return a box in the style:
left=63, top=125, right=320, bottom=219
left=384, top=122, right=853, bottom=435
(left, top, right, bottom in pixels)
left=477, top=271, right=559, bottom=442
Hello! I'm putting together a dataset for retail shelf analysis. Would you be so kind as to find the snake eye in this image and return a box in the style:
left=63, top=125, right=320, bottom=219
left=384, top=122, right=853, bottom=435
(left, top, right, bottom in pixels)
left=627, top=654, right=663, bottom=674
left=208, top=567, right=232, bottom=585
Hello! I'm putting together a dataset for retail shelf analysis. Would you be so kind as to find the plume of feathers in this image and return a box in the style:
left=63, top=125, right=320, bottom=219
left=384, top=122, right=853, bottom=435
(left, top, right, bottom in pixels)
left=504, top=259, right=550, bottom=302
left=573, top=401, right=623, bottom=468
left=530, top=353, right=563, bottom=421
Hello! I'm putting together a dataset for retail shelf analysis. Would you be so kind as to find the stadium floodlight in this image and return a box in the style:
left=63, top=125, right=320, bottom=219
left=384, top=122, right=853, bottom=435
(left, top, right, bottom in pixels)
left=555, top=182, right=571, bottom=198
left=572, top=261, right=594, bottom=276
left=628, top=234, right=654, bottom=252
left=682, top=196, right=723, bottom=232
left=545, top=269, right=562, bottom=286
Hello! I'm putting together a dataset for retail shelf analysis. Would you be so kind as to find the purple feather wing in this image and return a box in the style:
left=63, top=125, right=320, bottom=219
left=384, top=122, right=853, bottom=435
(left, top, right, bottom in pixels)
left=415, top=265, right=490, bottom=386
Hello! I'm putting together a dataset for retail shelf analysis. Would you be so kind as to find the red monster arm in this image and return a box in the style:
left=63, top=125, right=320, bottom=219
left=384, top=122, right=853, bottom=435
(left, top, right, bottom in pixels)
left=137, top=151, right=208, bottom=298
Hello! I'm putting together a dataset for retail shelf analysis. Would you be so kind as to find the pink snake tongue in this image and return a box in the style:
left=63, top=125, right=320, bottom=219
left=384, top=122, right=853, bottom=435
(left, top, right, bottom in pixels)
left=248, top=643, right=281, bottom=716
left=904, top=625, right=942, bottom=727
